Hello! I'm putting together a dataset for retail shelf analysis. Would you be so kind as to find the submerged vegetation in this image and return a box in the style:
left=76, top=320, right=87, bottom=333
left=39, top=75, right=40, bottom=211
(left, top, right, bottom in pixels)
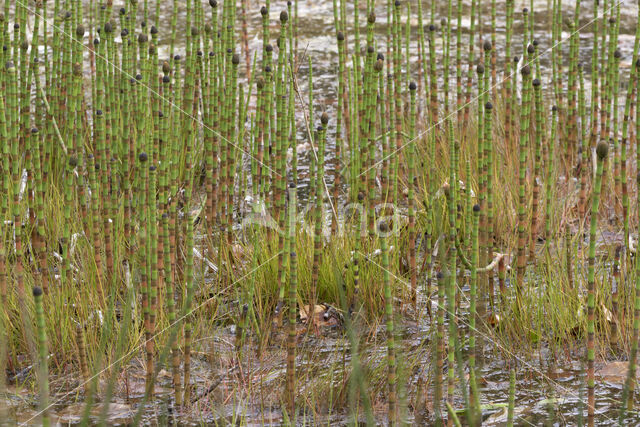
left=3, top=0, right=640, bottom=425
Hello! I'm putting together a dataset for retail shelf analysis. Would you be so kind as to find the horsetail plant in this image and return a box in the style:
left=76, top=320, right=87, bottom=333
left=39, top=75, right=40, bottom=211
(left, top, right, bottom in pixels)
left=587, top=141, right=608, bottom=426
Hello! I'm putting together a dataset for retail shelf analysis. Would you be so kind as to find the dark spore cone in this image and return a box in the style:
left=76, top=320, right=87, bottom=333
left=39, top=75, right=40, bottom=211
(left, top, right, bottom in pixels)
left=409, top=81, right=417, bottom=91
left=483, top=40, right=492, bottom=51
left=473, top=204, right=481, bottom=213
left=476, top=64, right=484, bottom=74
left=521, top=65, right=531, bottom=75
left=76, top=25, right=85, bottom=38
left=527, top=44, right=534, bottom=54
left=232, top=54, right=240, bottom=65
left=138, top=33, right=148, bottom=43
left=532, top=78, right=541, bottom=86
left=368, top=12, right=376, bottom=24
left=596, top=141, right=608, bottom=160
left=210, top=0, right=218, bottom=7
left=321, top=112, right=329, bottom=125
left=33, top=286, right=43, bottom=297
left=280, top=10, right=288, bottom=22
left=337, top=31, right=344, bottom=41
left=260, top=6, right=268, bottom=16
left=68, top=157, right=78, bottom=168
left=139, top=152, right=148, bottom=163
left=485, top=101, right=493, bottom=110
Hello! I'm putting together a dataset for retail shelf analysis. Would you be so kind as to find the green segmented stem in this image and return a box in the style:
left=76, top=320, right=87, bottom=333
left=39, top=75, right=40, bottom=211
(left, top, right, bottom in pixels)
left=274, top=15, right=289, bottom=322
left=530, top=78, right=543, bottom=261
left=620, top=8, right=640, bottom=251
left=476, top=64, right=485, bottom=304
left=138, top=152, right=151, bottom=390
left=286, top=183, right=297, bottom=419
left=622, top=64, right=639, bottom=251
left=589, top=0, right=600, bottom=205
left=182, top=165, right=195, bottom=404
left=380, top=221, right=396, bottom=426
left=88, top=153, right=104, bottom=298
left=428, top=25, right=438, bottom=132
left=567, top=0, right=580, bottom=166
left=516, top=66, right=532, bottom=296
left=352, top=192, right=365, bottom=313
left=0, top=94, right=8, bottom=306
left=408, top=82, right=417, bottom=307
left=469, top=204, right=481, bottom=424
left=507, top=368, right=516, bottom=426
left=445, top=121, right=457, bottom=413
left=435, top=270, right=445, bottom=426
left=484, top=100, right=494, bottom=308
left=146, top=165, right=158, bottom=394
left=624, top=59, right=640, bottom=414
left=162, top=212, right=181, bottom=407
left=310, top=114, right=328, bottom=328
left=612, top=49, right=622, bottom=218
left=29, top=112, right=48, bottom=292
left=545, top=106, right=558, bottom=240
left=483, top=43, right=494, bottom=309
left=33, top=287, right=49, bottom=427
left=578, top=63, right=590, bottom=221
left=600, top=18, right=616, bottom=189
left=366, top=18, right=377, bottom=240
left=587, top=142, right=608, bottom=426
left=621, top=168, right=640, bottom=418
left=464, top=0, right=478, bottom=135
left=455, top=0, right=463, bottom=128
